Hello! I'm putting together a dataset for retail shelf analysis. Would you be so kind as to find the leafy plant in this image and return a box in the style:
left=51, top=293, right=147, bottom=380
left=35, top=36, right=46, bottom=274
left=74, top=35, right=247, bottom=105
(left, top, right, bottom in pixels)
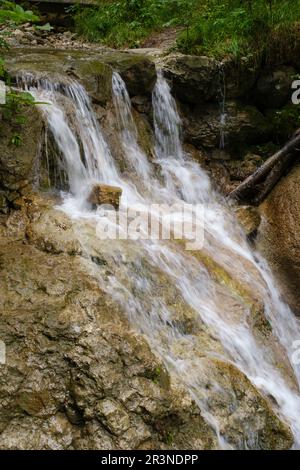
left=1, top=90, right=48, bottom=145
left=35, top=22, right=53, bottom=32
left=10, top=132, right=21, bottom=146
left=0, top=1, right=39, bottom=25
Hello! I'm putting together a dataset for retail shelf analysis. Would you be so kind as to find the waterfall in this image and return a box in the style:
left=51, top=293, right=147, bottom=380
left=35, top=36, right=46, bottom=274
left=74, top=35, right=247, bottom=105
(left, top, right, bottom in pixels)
left=18, top=71, right=300, bottom=449
left=112, top=72, right=152, bottom=183
left=218, top=63, right=227, bottom=150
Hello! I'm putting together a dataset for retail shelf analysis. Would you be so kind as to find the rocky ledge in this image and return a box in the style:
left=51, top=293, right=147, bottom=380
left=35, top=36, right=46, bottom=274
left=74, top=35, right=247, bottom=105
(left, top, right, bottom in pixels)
left=0, top=194, right=295, bottom=449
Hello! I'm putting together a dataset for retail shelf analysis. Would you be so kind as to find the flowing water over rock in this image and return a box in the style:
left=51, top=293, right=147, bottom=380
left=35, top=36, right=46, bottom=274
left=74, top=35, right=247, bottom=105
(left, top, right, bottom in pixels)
left=16, top=70, right=300, bottom=449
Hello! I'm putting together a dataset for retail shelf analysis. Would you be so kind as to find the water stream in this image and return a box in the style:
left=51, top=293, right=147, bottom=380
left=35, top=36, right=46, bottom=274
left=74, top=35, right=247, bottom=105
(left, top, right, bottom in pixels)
left=18, top=70, right=300, bottom=449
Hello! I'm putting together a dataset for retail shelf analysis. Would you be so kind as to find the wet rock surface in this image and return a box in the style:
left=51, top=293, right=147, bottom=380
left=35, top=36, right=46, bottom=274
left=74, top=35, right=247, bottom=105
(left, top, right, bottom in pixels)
left=4, top=49, right=156, bottom=106
left=183, top=101, right=270, bottom=151
left=258, top=164, right=300, bottom=317
left=160, top=54, right=220, bottom=104
left=0, top=195, right=295, bottom=449
left=0, top=198, right=219, bottom=450
left=252, top=66, right=297, bottom=109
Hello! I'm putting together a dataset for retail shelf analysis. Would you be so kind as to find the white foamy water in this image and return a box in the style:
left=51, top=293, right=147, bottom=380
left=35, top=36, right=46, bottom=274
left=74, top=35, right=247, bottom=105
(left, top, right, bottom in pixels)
left=18, top=71, right=300, bottom=449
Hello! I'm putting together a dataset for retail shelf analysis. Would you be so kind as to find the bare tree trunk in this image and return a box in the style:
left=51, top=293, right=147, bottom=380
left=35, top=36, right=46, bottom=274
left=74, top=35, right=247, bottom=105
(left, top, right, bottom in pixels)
left=228, top=131, right=300, bottom=204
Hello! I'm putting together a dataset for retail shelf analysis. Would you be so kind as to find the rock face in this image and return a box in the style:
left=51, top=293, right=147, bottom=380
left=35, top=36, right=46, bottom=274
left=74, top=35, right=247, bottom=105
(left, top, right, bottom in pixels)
left=0, top=104, right=43, bottom=213
left=88, top=184, right=122, bottom=209
left=258, top=164, right=300, bottom=316
left=0, top=196, right=294, bottom=449
left=184, top=101, right=270, bottom=151
left=161, top=54, right=220, bottom=103
left=158, top=52, right=300, bottom=189
left=5, top=49, right=113, bottom=106
left=160, top=54, right=261, bottom=104
left=4, top=49, right=156, bottom=106
left=106, top=54, right=156, bottom=97
left=0, top=198, right=218, bottom=450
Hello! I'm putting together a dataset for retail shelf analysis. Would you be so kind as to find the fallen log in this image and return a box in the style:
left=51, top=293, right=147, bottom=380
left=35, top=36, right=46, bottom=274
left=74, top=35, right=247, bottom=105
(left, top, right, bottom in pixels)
left=228, top=130, right=300, bottom=204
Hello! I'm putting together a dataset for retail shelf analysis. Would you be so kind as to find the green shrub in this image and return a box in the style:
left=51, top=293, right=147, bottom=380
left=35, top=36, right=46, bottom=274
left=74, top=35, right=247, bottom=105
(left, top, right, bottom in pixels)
left=74, top=0, right=198, bottom=47
left=73, top=0, right=300, bottom=59
left=176, top=0, right=300, bottom=58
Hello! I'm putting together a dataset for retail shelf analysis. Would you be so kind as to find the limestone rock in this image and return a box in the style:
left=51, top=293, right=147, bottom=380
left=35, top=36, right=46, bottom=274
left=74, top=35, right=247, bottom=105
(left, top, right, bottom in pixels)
left=225, top=154, right=264, bottom=182
left=222, top=56, right=261, bottom=99
left=194, top=358, right=293, bottom=450
left=258, top=164, right=300, bottom=316
left=88, top=184, right=122, bottom=209
left=0, top=204, right=218, bottom=450
left=0, top=196, right=295, bottom=449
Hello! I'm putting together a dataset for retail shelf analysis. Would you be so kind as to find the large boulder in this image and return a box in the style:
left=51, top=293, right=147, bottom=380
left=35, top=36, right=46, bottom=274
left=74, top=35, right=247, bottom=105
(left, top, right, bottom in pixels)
left=160, top=54, right=261, bottom=104
left=183, top=101, right=270, bottom=150
left=105, top=53, right=156, bottom=97
left=160, top=54, right=220, bottom=104
left=88, top=184, right=122, bottom=209
left=257, top=164, right=300, bottom=316
left=5, top=49, right=156, bottom=103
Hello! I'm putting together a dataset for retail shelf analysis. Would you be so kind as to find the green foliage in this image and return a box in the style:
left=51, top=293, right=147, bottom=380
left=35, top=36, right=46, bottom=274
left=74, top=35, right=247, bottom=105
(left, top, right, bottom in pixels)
left=0, top=1, right=39, bottom=25
left=0, top=56, right=5, bottom=78
left=1, top=90, right=36, bottom=123
left=1, top=90, right=47, bottom=146
left=74, top=0, right=197, bottom=48
left=73, top=0, right=300, bottom=58
left=10, top=132, right=21, bottom=146
left=176, top=0, right=300, bottom=58
left=35, top=22, right=53, bottom=32
left=0, top=35, right=8, bottom=79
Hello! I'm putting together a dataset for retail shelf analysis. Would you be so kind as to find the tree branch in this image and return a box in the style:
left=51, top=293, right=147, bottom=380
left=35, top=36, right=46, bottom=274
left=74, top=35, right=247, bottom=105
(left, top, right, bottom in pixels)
left=228, top=130, right=300, bottom=204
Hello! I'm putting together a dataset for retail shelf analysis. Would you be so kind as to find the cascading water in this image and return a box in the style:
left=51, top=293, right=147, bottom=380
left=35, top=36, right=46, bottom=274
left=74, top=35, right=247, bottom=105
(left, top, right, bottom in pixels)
left=18, top=70, right=300, bottom=449
left=218, top=63, right=227, bottom=150
left=112, top=73, right=152, bottom=183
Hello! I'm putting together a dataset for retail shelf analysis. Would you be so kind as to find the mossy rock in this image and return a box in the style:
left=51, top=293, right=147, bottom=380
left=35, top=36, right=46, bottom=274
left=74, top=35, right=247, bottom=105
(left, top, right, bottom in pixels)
left=0, top=102, right=43, bottom=209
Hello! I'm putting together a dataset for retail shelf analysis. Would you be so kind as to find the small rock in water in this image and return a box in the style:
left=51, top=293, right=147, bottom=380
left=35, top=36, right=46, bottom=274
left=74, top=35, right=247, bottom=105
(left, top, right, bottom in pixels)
left=88, top=184, right=122, bottom=210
